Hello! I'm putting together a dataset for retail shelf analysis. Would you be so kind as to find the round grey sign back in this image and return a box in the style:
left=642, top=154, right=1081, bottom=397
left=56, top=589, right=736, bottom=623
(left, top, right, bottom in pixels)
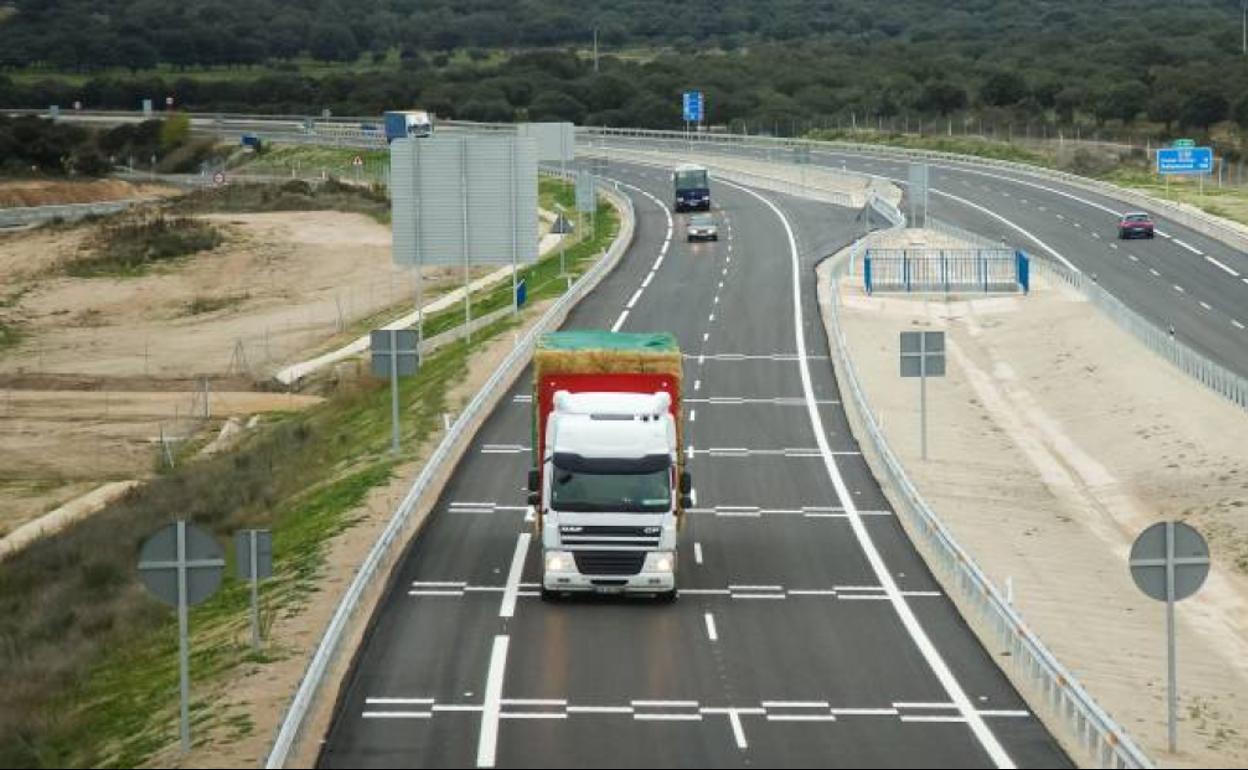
left=1128, top=521, right=1210, bottom=603
left=137, top=522, right=225, bottom=606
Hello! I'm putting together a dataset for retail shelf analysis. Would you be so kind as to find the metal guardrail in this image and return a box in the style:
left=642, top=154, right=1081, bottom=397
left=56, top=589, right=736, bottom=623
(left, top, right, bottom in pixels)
left=828, top=237, right=1153, bottom=770
left=1033, top=257, right=1248, bottom=411
left=263, top=177, right=635, bottom=769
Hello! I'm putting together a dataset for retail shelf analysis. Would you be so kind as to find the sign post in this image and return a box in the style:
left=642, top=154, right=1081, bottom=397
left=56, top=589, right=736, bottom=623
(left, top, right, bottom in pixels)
left=234, top=529, right=273, bottom=650
left=137, top=521, right=225, bottom=753
left=1129, top=521, right=1211, bottom=754
left=899, top=331, right=946, bottom=460
left=371, top=329, right=420, bottom=453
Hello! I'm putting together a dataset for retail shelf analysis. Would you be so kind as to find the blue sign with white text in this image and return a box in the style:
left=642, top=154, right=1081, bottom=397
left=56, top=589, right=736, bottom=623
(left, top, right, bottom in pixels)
left=1157, top=147, right=1213, bottom=175
left=682, top=90, right=703, bottom=123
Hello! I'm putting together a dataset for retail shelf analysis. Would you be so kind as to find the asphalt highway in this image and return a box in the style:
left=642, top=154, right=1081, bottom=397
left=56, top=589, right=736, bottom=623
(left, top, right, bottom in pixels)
left=316, top=161, right=1069, bottom=769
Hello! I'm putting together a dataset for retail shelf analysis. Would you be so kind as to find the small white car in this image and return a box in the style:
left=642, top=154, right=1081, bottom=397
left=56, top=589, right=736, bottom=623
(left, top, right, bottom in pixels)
left=686, top=213, right=718, bottom=242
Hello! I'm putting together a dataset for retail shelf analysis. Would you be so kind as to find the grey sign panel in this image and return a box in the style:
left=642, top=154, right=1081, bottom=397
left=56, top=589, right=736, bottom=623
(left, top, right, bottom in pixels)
left=391, top=136, right=538, bottom=266
left=517, top=122, right=575, bottom=162
left=576, top=172, right=596, bottom=213
left=234, top=530, right=273, bottom=581
left=1129, top=521, right=1210, bottom=602
left=900, top=331, right=946, bottom=378
left=138, top=522, right=225, bottom=606
left=370, top=329, right=420, bottom=378
left=908, top=163, right=930, bottom=228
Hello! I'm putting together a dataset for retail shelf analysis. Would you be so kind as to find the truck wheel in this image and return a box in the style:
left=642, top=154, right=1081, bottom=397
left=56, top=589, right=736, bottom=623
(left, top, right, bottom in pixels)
left=656, top=588, right=678, bottom=604
left=540, top=587, right=559, bottom=602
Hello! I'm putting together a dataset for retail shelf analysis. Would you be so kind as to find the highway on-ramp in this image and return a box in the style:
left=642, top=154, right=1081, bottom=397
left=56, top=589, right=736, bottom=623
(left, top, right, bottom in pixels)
left=315, top=161, right=1069, bottom=768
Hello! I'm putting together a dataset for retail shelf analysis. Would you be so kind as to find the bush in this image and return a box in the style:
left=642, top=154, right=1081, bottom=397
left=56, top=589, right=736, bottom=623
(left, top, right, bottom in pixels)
left=70, top=214, right=225, bottom=276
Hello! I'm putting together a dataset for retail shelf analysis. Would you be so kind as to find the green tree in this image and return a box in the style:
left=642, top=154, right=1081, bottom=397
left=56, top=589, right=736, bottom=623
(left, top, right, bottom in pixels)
left=160, top=112, right=190, bottom=151
left=979, top=71, right=1027, bottom=108
left=1179, top=89, right=1228, bottom=131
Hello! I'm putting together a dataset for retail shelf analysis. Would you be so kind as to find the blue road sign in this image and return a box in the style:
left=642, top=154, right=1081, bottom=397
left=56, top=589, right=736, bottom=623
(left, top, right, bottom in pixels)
left=682, top=90, right=704, bottom=123
left=1157, top=147, right=1213, bottom=175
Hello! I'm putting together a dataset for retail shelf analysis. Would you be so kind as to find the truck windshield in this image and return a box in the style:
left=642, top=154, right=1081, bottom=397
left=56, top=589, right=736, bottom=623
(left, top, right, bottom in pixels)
left=675, top=169, right=708, bottom=190
left=550, top=468, right=672, bottom=513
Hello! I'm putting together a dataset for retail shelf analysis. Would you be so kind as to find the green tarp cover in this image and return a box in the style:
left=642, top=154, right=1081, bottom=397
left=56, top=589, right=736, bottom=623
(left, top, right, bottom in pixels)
left=538, top=331, right=679, bottom=353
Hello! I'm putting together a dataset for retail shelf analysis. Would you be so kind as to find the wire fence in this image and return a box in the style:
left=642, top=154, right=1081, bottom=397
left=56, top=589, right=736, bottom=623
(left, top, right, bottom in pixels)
left=864, top=248, right=1027, bottom=294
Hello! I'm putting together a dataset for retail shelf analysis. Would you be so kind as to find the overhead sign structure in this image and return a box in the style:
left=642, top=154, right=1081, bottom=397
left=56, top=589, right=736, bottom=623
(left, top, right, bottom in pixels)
left=137, top=521, right=225, bottom=753
left=908, top=163, right=930, bottom=228
left=517, top=122, right=575, bottom=163
left=1129, top=521, right=1211, bottom=753
left=390, top=136, right=538, bottom=267
left=900, top=331, right=945, bottom=460
left=371, top=329, right=420, bottom=453
left=1157, top=146, right=1213, bottom=175
left=683, top=90, right=704, bottom=124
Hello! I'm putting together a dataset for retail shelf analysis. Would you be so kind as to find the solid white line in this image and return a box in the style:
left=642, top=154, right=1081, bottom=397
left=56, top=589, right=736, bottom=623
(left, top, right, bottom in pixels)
left=1173, top=238, right=1202, bottom=255
left=500, top=712, right=566, bottom=720
left=366, top=697, right=435, bottom=705
left=627, top=288, right=643, bottom=309
left=611, top=309, right=629, bottom=332
left=566, top=705, right=634, bottom=714
left=634, top=713, right=703, bottom=721
left=704, top=613, right=718, bottom=641
left=901, top=715, right=968, bottom=723
left=408, top=590, right=464, bottom=596
left=476, top=636, right=509, bottom=768
left=412, top=581, right=467, bottom=587
left=728, top=710, right=748, bottom=749
left=894, top=701, right=958, bottom=709
left=363, top=711, right=431, bottom=719
left=979, top=709, right=1032, bottom=717
left=762, top=700, right=829, bottom=708
left=1205, top=255, right=1240, bottom=277
left=503, top=698, right=567, bottom=706
left=731, top=593, right=787, bottom=600
left=631, top=699, right=700, bottom=707
left=434, top=704, right=485, bottom=712
left=694, top=542, right=703, bottom=564
left=499, top=533, right=530, bottom=618
left=721, top=179, right=1016, bottom=770
left=766, top=714, right=837, bottom=722
left=728, top=584, right=783, bottom=591
left=641, top=271, right=655, bottom=288
left=832, top=707, right=899, bottom=716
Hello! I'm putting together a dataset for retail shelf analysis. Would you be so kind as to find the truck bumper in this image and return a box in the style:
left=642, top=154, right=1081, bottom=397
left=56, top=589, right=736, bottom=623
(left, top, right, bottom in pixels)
left=543, top=568, right=675, bottom=595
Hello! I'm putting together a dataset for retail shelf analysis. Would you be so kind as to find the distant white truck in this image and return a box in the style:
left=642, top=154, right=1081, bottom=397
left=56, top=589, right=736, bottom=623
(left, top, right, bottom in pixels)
left=383, top=110, right=433, bottom=143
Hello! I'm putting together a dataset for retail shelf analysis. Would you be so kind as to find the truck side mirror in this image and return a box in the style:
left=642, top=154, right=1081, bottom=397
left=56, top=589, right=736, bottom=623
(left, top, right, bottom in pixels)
left=528, top=469, right=540, bottom=492
left=528, top=492, right=540, bottom=506
left=680, top=494, right=693, bottom=509
left=679, top=471, right=692, bottom=495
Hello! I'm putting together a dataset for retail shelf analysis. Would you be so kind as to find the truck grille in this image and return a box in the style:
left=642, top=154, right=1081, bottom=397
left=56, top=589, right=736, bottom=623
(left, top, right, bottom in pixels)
left=561, top=526, right=661, bottom=548
left=574, top=550, right=646, bottom=576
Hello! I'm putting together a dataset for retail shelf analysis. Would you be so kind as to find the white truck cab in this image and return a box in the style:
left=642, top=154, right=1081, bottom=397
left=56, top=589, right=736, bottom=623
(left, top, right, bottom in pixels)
left=534, top=391, right=688, bottom=601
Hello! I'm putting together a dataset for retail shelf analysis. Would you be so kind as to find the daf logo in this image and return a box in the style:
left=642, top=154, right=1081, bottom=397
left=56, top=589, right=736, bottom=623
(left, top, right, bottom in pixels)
left=560, top=526, right=583, bottom=533
left=643, top=527, right=661, bottom=535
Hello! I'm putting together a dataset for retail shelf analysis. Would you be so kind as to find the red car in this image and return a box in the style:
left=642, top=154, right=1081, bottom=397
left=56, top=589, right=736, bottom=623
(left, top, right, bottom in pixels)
left=1118, top=212, right=1155, bottom=239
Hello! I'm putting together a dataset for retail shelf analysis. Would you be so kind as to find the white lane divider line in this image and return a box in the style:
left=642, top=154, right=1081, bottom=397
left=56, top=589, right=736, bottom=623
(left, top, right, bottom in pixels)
left=627, top=288, right=643, bottom=309
left=476, top=635, right=510, bottom=768
left=611, top=309, right=629, bottom=332
left=689, top=408, right=697, bottom=422
left=708, top=313, right=715, bottom=322
left=703, top=332, right=710, bottom=342
left=728, top=710, right=748, bottom=749
left=1199, top=301, right=1211, bottom=311
left=1174, top=285, right=1185, bottom=294
left=1174, top=238, right=1203, bottom=255
left=720, top=178, right=1017, bottom=770
left=499, top=533, right=530, bottom=618
left=641, top=271, right=655, bottom=288
left=1233, top=319, right=1245, bottom=330
left=1129, top=254, right=1139, bottom=262
left=694, top=542, right=703, bottom=564
left=1108, top=242, right=1118, bottom=249
left=704, top=613, right=718, bottom=641
left=694, top=379, right=702, bottom=391
left=1205, top=255, right=1240, bottom=277
left=1091, top=232, right=1101, bottom=239
left=1149, top=268, right=1161, bottom=277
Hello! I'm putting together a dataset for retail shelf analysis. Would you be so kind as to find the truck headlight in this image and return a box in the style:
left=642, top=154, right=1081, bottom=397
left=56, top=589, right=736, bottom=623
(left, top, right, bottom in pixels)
left=545, top=550, right=573, bottom=573
left=646, top=552, right=675, bottom=573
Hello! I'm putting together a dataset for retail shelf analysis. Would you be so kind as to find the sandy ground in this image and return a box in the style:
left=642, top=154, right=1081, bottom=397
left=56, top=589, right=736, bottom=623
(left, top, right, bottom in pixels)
left=0, top=389, right=322, bottom=539
left=0, top=210, right=467, bottom=380
left=154, top=297, right=557, bottom=769
left=0, top=178, right=179, bottom=208
left=829, top=256, right=1248, bottom=766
